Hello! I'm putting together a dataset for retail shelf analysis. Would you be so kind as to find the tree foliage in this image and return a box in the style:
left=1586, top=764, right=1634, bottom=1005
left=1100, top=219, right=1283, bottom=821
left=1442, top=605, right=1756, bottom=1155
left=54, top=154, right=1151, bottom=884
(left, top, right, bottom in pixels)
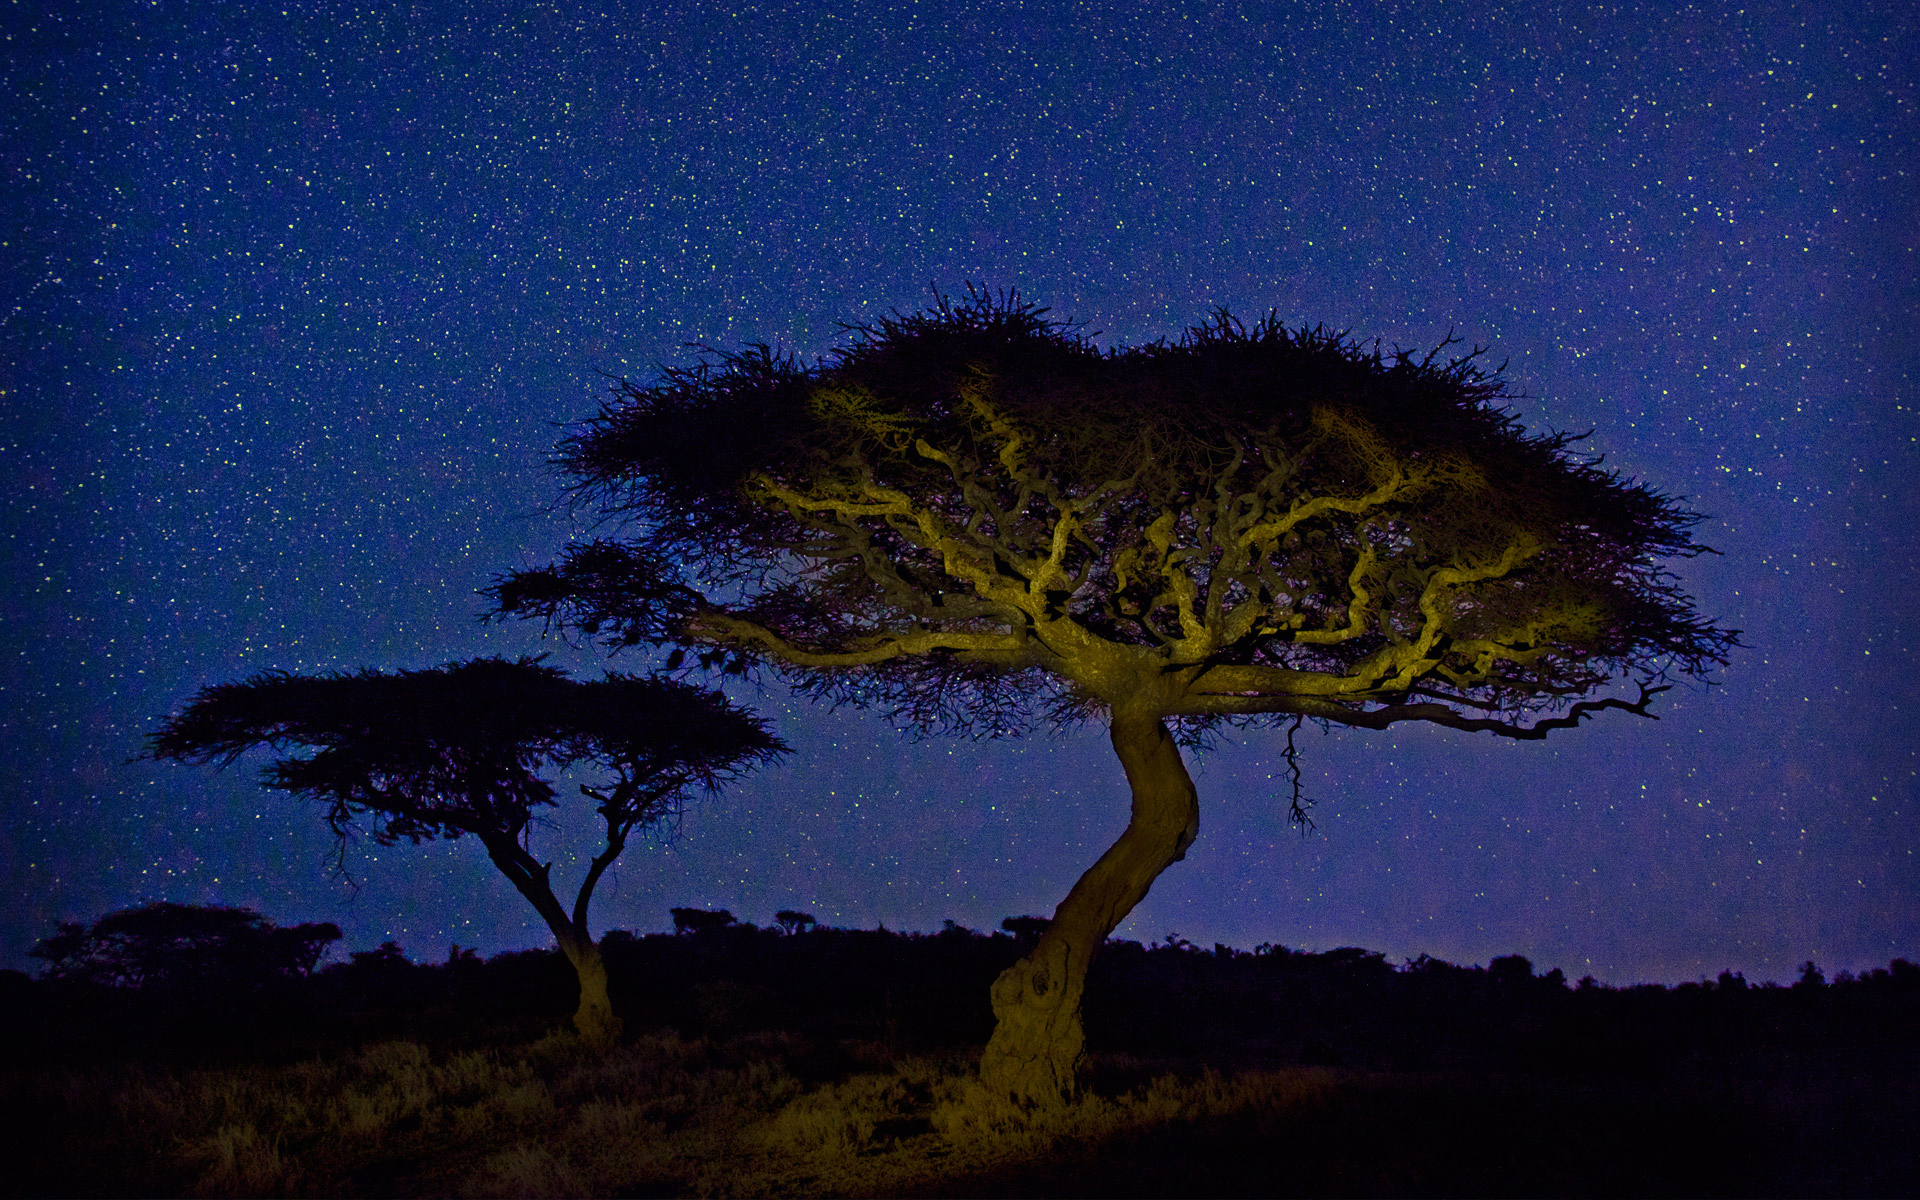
left=495, top=288, right=1736, bottom=751
left=150, top=657, right=784, bottom=851
left=30, top=902, right=340, bottom=990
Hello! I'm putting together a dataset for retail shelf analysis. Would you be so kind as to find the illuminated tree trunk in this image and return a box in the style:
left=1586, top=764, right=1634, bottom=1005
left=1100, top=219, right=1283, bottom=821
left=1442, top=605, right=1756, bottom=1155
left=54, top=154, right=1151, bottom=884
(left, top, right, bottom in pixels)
left=978, top=710, right=1199, bottom=1107
left=558, top=934, right=622, bottom=1044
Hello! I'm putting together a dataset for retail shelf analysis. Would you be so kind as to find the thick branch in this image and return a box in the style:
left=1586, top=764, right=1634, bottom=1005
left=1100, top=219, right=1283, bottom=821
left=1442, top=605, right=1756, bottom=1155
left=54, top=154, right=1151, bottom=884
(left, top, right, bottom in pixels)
left=748, top=474, right=1028, bottom=607
left=1176, top=683, right=1672, bottom=739
left=478, top=831, right=582, bottom=949
left=693, top=611, right=1037, bottom=670
left=571, top=778, right=653, bottom=936
left=1238, top=463, right=1410, bottom=550
left=1292, top=542, right=1382, bottom=646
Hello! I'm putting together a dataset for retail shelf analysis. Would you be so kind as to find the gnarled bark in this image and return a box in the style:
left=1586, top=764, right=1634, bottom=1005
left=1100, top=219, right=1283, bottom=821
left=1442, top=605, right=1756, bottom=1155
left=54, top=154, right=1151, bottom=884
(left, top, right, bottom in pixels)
left=559, top=935, right=622, bottom=1044
left=977, top=711, right=1199, bottom=1107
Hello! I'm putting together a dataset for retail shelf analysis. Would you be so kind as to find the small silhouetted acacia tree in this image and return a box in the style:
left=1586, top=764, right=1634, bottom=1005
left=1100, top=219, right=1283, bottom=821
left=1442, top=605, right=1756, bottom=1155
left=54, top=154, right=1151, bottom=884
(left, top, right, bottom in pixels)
left=774, top=910, right=816, bottom=935
left=148, top=657, right=788, bottom=1043
left=492, top=289, right=1736, bottom=1102
left=1000, top=916, right=1053, bottom=943
left=30, top=902, right=341, bottom=990
left=669, top=907, right=737, bottom=934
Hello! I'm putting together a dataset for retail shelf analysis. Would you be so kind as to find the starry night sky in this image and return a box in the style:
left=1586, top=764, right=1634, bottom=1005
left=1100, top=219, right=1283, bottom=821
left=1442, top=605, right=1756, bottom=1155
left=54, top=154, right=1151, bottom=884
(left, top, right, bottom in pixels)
left=6, top=0, right=1916, bottom=985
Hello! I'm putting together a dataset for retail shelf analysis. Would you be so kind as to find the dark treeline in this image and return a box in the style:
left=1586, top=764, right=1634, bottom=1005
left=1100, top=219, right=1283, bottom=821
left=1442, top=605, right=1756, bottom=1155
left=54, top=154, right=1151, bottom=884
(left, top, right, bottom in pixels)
left=1087, top=939, right=1920, bottom=1079
left=6, top=905, right=1917, bottom=1087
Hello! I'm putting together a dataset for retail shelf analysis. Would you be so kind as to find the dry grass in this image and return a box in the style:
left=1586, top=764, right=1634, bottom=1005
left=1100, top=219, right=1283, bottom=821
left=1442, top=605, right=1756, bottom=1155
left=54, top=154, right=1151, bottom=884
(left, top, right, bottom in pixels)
left=23, top=1026, right=1884, bottom=1197
left=743, top=1058, right=1342, bottom=1198
left=8, top=1032, right=1353, bottom=1197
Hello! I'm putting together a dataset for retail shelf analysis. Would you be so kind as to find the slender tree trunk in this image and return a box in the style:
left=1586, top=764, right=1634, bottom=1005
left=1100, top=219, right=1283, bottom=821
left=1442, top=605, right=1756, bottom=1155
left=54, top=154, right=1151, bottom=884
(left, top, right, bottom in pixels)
left=480, top=834, right=625, bottom=1045
left=977, top=710, right=1199, bottom=1108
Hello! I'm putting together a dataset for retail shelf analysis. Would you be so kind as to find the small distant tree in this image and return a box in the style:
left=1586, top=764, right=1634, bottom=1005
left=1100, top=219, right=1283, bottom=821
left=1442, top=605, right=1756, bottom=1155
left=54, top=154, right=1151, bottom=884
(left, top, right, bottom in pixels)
left=29, top=902, right=340, bottom=990
left=773, top=909, right=817, bottom=935
left=492, top=288, right=1736, bottom=1103
left=1000, top=916, right=1053, bottom=942
left=347, top=941, right=411, bottom=971
left=148, top=657, right=787, bottom=1042
left=1487, top=954, right=1534, bottom=986
left=669, top=907, right=737, bottom=935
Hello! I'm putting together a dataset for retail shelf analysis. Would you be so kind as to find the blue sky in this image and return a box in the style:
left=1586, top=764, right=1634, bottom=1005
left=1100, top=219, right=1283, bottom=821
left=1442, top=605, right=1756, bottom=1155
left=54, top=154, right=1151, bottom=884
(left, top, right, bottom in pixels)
left=5, top=0, right=1915, bottom=983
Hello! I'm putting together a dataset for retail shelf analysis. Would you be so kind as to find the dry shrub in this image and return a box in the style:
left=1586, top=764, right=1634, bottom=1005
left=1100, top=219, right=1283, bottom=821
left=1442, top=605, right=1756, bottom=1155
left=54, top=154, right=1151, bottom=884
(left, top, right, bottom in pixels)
left=747, top=1058, right=1342, bottom=1197
left=466, top=1143, right=587, bottom=1199
left=180, top=1121, right=289, bottom=1197
left=762, top=1067, right=937, bottom=1155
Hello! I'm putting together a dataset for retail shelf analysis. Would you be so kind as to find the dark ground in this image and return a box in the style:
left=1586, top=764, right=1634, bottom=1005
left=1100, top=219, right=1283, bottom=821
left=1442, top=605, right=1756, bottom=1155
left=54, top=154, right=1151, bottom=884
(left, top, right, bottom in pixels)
left=4, top=924, right=1916, bottom=1196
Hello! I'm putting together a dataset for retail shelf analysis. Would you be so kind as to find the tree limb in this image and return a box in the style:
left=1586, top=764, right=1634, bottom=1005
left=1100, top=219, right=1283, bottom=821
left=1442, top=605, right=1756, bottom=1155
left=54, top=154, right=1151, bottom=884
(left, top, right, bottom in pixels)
left=1176, top=683, right=1671, bottom=739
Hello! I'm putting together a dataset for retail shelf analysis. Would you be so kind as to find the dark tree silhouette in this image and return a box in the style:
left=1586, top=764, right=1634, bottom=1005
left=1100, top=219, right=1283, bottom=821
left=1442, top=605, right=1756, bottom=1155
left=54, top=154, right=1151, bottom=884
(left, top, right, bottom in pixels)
left=669, top=907, right=737, bottom=935
left=30, top=902, right=340, bottom=990
left=774, top=909, right=817, bottom=935
left=1000, top=916, right=1054, bottom=943
left=492, top=288, right=1737, bottom=1102
left=148, top=657, right=788, bottom=1042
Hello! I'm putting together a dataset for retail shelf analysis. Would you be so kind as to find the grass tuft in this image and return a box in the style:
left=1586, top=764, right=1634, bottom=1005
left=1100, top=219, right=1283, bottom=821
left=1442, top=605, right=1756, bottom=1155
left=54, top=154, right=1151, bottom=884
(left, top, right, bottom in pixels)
left=180, top=1122, right=288, bottom=1197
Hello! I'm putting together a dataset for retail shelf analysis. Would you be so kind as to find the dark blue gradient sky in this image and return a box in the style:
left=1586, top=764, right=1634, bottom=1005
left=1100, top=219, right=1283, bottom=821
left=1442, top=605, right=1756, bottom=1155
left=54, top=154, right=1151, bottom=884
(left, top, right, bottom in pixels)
left=6, top=1, right=1915, bottom=984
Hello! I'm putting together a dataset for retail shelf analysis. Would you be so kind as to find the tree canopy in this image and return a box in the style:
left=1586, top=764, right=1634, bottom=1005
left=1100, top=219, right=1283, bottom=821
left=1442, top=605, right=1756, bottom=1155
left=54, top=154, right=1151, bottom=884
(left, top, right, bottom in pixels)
left=30, top=902, right=340, bottom=990
left=149, top=656, right=789, bottom=1040
left=491, top=287, right=1737, bottom=1102
left=496, top=289, right=1733, bottom=746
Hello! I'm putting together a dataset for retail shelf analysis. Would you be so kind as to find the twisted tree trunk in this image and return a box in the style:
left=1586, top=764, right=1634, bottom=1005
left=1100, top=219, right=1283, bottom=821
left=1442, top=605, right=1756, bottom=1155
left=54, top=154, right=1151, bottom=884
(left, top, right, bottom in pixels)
left=977, top=711, right=1200, bottom=1107
left=557, top=934, right=621, bottom=1044
left=481, top=832, right=625, bottom=1045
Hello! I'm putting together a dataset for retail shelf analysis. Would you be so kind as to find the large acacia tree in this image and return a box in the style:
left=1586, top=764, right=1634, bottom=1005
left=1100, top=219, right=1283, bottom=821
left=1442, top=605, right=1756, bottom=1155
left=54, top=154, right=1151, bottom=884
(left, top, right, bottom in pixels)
left=494, top=289, right=1736, bottom=1102
left=149, top=657, right=788, bottom=1042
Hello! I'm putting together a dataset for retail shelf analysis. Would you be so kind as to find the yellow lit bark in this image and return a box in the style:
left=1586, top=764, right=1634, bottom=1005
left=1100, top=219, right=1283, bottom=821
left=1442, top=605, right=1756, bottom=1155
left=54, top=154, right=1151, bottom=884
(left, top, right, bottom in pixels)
left=977, top=710, right=1199, bottom=1106
left=559, top=936, right=622, bottom=1045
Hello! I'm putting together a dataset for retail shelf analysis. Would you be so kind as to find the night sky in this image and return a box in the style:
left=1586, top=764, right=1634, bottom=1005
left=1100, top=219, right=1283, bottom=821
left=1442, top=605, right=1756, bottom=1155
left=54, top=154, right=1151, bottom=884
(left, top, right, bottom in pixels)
left=6, top=1, right=1916, bottom=986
